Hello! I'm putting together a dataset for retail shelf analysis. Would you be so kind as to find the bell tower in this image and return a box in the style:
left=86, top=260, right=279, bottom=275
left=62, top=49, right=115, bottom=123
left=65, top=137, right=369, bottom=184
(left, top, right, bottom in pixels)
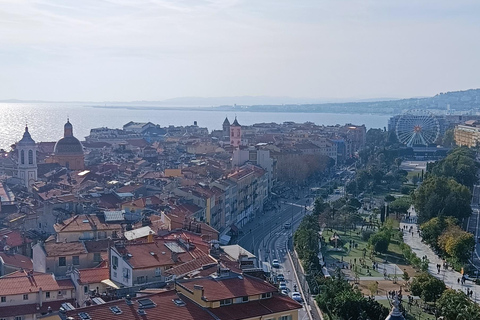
left=230, top=117, right=242, bottom=148
left=17, top=126, right=37, bottom=191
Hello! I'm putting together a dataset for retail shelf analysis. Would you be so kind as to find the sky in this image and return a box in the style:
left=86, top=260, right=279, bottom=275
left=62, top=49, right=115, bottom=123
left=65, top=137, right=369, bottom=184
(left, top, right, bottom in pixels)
left=1, top=0, right=480, bottom=102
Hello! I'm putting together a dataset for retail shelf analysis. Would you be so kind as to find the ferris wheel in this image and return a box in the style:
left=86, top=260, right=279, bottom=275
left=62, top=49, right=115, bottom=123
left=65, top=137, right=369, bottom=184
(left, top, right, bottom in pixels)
left=395, top=109, right=440, bottom=147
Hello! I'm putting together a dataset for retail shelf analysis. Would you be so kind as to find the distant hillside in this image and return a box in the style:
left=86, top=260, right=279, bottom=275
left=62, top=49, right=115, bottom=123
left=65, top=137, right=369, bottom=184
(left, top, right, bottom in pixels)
left=2, top=88, right=480, bottom=114
left=214, top=89, right=480, bottom=114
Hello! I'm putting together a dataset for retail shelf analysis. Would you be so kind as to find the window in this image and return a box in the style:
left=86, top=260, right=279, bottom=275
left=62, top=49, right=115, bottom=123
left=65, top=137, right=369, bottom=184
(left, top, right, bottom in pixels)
left=15, top=317, right=23, bottom=320
left=84, top=286, right=88, bottom=293
left=235, top=296, right=248, bottom=303
left=1, top=296, right=5, bottom=302
left=123, top=268, right=130, bottom=279
left=155, top=267, right=161, bottom=277
left=219, top=299, right=232, bottom=306
left=20, top=150, right=24, bottom=164
left=72, top=256, right=80, bottom=265
left=136, top=276, right=145, bottom=284
left=46, top=292, right=50, bottom=299
left=93, top=253, right=101, bottom=262
left=279, top=316, right=292, bottom=320
left=261, top=292, right=272, bottom=299
left=112, top=255, right=118, bottom=269
left=23, top=294, right=28, bottom=300
left=28, top=150, right=33, bottom=164
left=59, top=257, right=66, bottom=266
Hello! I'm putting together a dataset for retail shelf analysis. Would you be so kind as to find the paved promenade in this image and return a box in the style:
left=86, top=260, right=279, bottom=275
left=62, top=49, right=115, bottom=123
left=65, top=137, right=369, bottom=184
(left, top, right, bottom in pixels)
left=402, top=208, right=480, bottom=303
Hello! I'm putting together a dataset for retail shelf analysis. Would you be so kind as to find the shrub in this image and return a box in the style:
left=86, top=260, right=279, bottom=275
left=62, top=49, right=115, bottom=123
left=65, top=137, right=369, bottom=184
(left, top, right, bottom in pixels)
left=362, top=230, right=374, bottom=241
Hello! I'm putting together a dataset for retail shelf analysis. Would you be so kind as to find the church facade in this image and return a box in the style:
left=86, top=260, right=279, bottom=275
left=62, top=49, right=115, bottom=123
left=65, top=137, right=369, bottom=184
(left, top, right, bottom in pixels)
left=17, top=126, right=38, bottom=190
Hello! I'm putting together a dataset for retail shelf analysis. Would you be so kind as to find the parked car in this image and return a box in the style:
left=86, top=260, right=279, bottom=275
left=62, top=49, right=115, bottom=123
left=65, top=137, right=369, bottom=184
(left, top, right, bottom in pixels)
left=291, top=292, right=303, bottom=303
left=284, top=222, right=291, bottom=229
left=279, top=281, right=287, bottom=290
left=272, top=259, right=280, bottom=268
left=277, top=273, right=285, bottom=281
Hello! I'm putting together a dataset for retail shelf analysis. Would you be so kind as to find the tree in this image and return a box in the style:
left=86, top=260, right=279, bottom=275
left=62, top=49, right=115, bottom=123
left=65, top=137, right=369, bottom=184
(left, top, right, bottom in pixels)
left=437, top=289, right=480, bottom=320
left=412, top=175, right=471, bottom=223
left=420, top=216, right=456, bottom=249
left=428, top=146, right=478, bottom=189
left=389, top=196, right=411, bottom=216
left=441, top=129, right=456, bottom=148
left=369, top=230, right=390, bottom=253
left=394, top=157, right=402, bottom=169
left=410, top=272, right=446, bottom=302
left=438, top=225, right=475, bottom=262
left=316, top=276, right=389, bottom=320
left=412, top=175, right=420, bottom=186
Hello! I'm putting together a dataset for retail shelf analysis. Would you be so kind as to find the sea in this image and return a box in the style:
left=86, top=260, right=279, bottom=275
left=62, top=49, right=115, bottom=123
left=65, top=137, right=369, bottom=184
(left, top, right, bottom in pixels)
left=0, top=103, right=392, bottom=151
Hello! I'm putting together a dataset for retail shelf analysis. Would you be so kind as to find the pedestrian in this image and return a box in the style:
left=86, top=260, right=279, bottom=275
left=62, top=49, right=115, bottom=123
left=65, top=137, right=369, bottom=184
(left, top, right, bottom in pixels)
left=458, top=278, right=460, bottom=284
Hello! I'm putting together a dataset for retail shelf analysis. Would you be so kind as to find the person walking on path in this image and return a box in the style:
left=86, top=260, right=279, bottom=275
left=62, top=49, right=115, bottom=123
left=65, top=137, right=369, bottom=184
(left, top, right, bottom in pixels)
left=401, top=207, right=480, bottom=302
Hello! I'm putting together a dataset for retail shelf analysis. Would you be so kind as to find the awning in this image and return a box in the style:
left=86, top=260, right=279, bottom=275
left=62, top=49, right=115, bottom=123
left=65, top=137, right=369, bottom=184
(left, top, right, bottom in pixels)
left=101, top=279, right=120, bottom=289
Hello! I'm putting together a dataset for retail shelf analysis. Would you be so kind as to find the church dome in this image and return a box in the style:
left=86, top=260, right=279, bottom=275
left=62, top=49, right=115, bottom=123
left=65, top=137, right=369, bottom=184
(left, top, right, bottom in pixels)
left=18, top=126, right=35, bottom=146
left=54, top=136, right=83, bottom=155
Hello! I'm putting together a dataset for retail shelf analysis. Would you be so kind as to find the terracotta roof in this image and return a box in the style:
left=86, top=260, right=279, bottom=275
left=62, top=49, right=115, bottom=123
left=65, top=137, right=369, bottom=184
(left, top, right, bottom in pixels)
left=83, top=239, right=111, bottom=253
left=54, top=214, right=121, bottom=233
left=65, top=291, right=215, bottom=320
left=0, top=252, right=33, bottom=270
left=78, top=267, right=109, bottom=284
left=116, top=241, right=194, bottom=269
left=0, top=298, right=75, bottom=318
left=209, top=293, right=302, bottom=320
left=44, top=241, right=87, bottom=257
left=178, top=273, right=277, bottom=301
left=0, top=271, right=74, bottom=295
left=0, top=228, right=32, bottom=248
left=165, top=254, right=217, bottom=277
left=117, top=184, right=143, bottom=193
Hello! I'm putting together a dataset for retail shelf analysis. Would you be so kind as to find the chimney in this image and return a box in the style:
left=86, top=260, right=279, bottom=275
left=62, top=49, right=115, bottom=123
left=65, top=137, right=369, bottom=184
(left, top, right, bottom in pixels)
left=147, top=231, right=153, bottom=243
left=171, top=251, right=178, bottom=263
left=39, top=287, right=43, bottom=307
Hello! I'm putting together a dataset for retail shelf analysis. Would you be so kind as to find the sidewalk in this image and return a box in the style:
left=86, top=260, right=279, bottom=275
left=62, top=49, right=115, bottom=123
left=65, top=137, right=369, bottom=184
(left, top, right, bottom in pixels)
left=402, top=207, right=480, bottom=303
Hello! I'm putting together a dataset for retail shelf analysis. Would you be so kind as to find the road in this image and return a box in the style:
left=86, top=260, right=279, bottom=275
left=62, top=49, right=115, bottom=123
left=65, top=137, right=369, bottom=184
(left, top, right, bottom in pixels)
left=237, top=168, right=352, bottom=320
left=237, top=196, right=312, bottom=320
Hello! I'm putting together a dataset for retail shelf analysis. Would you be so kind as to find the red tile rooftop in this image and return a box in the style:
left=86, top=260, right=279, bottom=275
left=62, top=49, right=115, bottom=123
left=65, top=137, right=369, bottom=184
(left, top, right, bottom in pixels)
left=178, top=273, right=277, bottom=301
left=78, top=267, right=110, bottom=284
left=209, top=293, right=302, bottom=320
left=0, top=271, right=74, bottom=295
left=0, top=252, right=33, bottom=270
left=65, top=291, right=215, bottom=320
left=44, top=241, right=87, bottom=256
left=0, top=298, right=75, bottom=318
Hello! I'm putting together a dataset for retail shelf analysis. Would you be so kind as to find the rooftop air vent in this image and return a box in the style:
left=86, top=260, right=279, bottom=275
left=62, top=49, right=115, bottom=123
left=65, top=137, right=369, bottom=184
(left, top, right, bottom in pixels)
left=137, top=309, right=147, bottom=315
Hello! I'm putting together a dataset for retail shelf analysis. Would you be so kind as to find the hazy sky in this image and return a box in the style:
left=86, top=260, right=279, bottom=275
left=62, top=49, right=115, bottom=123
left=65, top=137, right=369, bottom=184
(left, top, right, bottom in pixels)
left=1, top=0, right=480, bottom=101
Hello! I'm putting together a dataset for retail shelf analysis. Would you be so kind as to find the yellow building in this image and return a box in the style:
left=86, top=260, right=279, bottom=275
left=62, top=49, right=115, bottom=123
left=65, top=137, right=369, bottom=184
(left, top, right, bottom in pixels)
left=175, top=269, right=301, bottom=320
left=454, top=121, right=480, bottom=147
